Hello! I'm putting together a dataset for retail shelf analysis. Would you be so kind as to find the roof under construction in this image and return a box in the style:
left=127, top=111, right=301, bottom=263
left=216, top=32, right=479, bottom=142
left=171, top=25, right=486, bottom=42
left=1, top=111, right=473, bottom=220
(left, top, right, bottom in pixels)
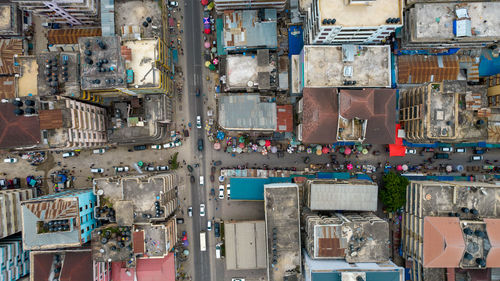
left=48, top=28, right=102, bottom=45
left=398, top=55, right=459, bottom=84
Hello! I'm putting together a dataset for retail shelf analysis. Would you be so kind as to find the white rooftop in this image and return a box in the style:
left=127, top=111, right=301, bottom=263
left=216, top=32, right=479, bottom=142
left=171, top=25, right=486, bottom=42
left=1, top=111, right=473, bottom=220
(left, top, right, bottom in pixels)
left=308, top=182, right=378, bottom=211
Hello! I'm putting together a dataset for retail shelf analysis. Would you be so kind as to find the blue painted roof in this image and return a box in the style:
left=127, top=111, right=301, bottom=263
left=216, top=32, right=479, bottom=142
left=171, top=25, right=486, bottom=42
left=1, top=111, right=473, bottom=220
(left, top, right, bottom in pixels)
left=312, top=271, right=400, bottom=281
left=230, top=177, right=292, bottom=200
left=288, top=26, right=303, bottom=57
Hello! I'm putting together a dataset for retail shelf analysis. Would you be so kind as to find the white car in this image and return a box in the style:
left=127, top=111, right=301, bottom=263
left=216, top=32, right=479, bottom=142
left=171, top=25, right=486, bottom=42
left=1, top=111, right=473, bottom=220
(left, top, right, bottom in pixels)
left=93, top=148, right=105, bottom=154
left=91, top=168, right=104, bottom=173
left=163, top=142, right=175, bottom=149
left=115, top=166, right=129, bottom=172
left=168, top=0, right=178, bottom=6
left=156, top=165, right=169, bottom=171
left=151, top=145, right=162, bottom=150
left=175, top=140, right=182, bottom=147
left=218, top=185, right=225, bottom=199
left=62, top=151, right=75, bottom=158
left=440, top=147, right=453, bottom=152
left=3, top=157, right=17, bottom=163
left=145, top=166, right=156, bottom=172
left=456, top=148, right=466, bottom=153
left=406, top=148, right=417, bottom=154
left=227, top=184, right=231, bottom=200
left=188, top=206, right=193, bottom=217
left=200, top=204, right=205, bottom=216
left=196, top=116, right=202, bottom=129
left=199, top=176, right=204, bottom=186
left=207, top=220, right=212, bottom=231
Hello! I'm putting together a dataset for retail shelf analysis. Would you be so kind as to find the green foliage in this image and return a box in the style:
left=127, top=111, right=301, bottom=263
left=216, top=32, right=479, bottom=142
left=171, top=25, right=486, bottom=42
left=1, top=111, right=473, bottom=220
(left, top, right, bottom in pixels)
left=379, top=172, right=409, bottom=212
left=170, top=152, right=180, bottom=170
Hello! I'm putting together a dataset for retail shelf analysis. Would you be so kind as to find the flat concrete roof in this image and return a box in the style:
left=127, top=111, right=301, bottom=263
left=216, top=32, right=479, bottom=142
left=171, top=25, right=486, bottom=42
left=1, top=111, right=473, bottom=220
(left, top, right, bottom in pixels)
left=226, top=54, right=276, bottom=90
left=218, top=95, right=277, bottom=131
left=264, top=183, right=301, bottom=281
left=225, top=221, right=267, bottom=270
left=123, top=39, right=160, bottom=88
left=18, top=57, right=38, bottom=97
left=408, top=2, right=500, bottom=43
left=318, top=0, right=402, bottom=27
left=302, top=45, right=391, bottom=88
left=307, top=180, right=378, bottom=211
left=0, top=5, right=12, bottom=32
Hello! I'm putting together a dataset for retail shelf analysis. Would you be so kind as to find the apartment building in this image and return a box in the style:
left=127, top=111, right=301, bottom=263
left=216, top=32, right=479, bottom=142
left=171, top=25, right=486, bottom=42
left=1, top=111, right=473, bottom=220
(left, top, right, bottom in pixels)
left=11, top=0, right=99, bottom=25
left=0, top=236, right=29, bottom=281
left=303, top=0, right=402, bottom=44
left=214, top=0, right=286, bottom=13
left=0, top=189, right=35, bottom=240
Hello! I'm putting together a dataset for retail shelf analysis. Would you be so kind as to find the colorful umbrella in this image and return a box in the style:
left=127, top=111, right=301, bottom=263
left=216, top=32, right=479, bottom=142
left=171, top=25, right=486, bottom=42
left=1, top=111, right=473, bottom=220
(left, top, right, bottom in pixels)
left=356, top=144, right=363, bottom=151
left=236, top=147, right=243, bottom=153
left=211, top=47, right=217, bottom=53
left=201, top=0, right=208, bottom=5
left=217, top=131, right=225, bottom=140
left=209, top=64, right=216, bottom=71
left=306, top=148, right=312, bottom=154
left=259, top=139, right=266, bottom=146
left=270, top=146, right=278, bottom=153
left=205, top=61, right=210, bottom=67
left=402, top=164, right=408, bottom=171
left=213, top=142, right=221, bottom=150
left=457, top=165, right=464, bottom=171
left=213, top=58, right=219, bottom=64
left=446, top=165, right=453, bottom=172
left=339, top=147, right=345, bottom=153
left=322, top=146, right=330, bottom=154
left=316, top=149, right=322, bottom=156
left=344, top=147, right=352, bottom=155
left=204, top=28, right=210, bottom=34
left=396, top=165, right=403, bottom=171
left=265, top=140, right=271, bottom=147
left=239, top=142, right=245, bottom=148
left=204, top=41, right=210, bottom=48
left=347, top=164, right=353, bottom=170
left=362, top=149, right=368, bottom=154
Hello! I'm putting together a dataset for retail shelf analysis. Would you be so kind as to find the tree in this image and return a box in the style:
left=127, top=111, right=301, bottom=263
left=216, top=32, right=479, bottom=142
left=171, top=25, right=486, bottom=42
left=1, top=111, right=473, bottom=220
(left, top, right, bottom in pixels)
left=379, top=172, right=409, bottom=212
left=170, top=152, right=180, bottom=170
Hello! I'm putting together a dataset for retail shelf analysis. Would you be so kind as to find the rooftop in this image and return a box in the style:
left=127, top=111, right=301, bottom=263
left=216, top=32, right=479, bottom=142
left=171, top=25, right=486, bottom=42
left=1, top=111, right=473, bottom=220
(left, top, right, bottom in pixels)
left=338, top=89, right=396, bottom=144
left=423, top=217, right=500, bottom=269
left=264, top=183, right=301, bottom=281
left=306, top=179, right=378, bottom=211
left=0, top=76, right=15, bottom=100
left=317, top=0, right=402, bottom=27
left=223, top=9, right=278, bottom=51
left=122, top=39, right=160, bottom=88
left=78, top=36, right=127, bottom=90
left=0, top=103, right=41, bottom=149
left=115, top=0, right=162, bottom=39
left=300, top=88, right=338, bottom=144
left=407, top=2, right=500, bottom=44
left=111, top=252, right=175, bottom=281
left=218, top=95, right=277, bottom=131
left=0, top=4, right=16, bottom=35
left=91, top=225, right=134, bottom=264
left=397, top=55, right=459, bottom=84
left=408, top=181, right=500, bottom=218
left=47, top=28, right=102, bottom=45
left=135, top=224, right=168, bottom=258
left=276, top=105, right=293, bottom=133
left=225, top=50, right=277, bottom=90
left=17, top=56, right=38, bottom=97
left=37, top=52, right=81, bottom=97
left=302, top=45, right=391, bottom=88
left=0, top=39, right=22, bottom=75
left=31, top=249, right=92, bottom=281
left=225, top=220, right=267, bottom=270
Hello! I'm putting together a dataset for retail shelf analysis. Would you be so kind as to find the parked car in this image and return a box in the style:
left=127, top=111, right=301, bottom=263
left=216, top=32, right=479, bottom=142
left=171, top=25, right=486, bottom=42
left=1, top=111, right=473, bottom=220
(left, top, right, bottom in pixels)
left=218, top=185, right=225, bottom=199
left=145, top=166, right=156, bottom=172
left=215, top=244, right=221, bottom=259
left=199, top=176, right=204, bottom=186
left=168, top=0, right=178, bottom=6
left=187, top=165, right=194, bottom=172
left=163, top=142, right=175, bottom=149
left=200, top=203, right=205, bottom=216
left=188, top=206, right=193, bottom=217
left=471, top=155, right=483, bottom=161
left=210, top=174, right=215, bottom=182
left=207, top=220, right=212, bottom=231
left=91, top=168, right=104, bottom=173
left=190, top=175, right=195, bottom=183
left=133, top=145, right=147, bottom=151
left=62, top=152, right=75, bottom=158
left=440, top=147, right=453, bottom=152
left=176, top=218, right=184, bottom=224
left=455, top=148, right=466, bottom=153
left=211, top=166, right=216, bottom=174
left=12, top=178, right=21, bottom=188
left=227, top=185, right=231, bottom=200
left=196, top=116, right=202, bottom=129
left=433, top=153, right=450, bottom=159
left=151, top=145, right=162, bottom=150
left=0, top=179, right=6, bottom=189
left=115, top=166, right=129, bottom=172
left=156, top=165, right=169, bottom=171
left=214, top=222, right=220, bottom=237
left=3, top=157, right=17, bottom=163
left=473, top=149, right=486, bottom=154
left=198, top=138, right=204, bottom=151
left=196, top=88, right=200, bottom=97
left=406, top=148, right=417, bottom=154
left=93, top=148, right=106, bottom=154
left=213, top=160, right=222, bottom=166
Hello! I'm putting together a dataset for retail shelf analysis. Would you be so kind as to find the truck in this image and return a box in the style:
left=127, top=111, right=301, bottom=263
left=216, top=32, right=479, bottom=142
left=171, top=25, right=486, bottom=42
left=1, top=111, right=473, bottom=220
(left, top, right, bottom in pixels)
left=200, top=231, right=207, bottom=252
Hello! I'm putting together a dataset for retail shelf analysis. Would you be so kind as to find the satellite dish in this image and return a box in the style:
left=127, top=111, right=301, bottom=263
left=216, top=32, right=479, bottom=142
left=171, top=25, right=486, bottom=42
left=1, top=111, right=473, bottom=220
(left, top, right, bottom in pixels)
left=97, top=189, right=104, bottom=195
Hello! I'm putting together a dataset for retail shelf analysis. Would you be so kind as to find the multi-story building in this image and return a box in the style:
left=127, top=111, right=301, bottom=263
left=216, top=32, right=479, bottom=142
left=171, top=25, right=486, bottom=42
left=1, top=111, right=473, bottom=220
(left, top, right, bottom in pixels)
left=399, top=81, right=489, bottom=143
left=39, top=97, right=107, bottom=148
left=485, top=74, right=500, bottom=142
left=11, top=0, right=99, bottom=25
left=214, top=0, right=286, bottom=13
left=0, top=189, right=35, bottom=240
left=93, top=261, right=111, bottom=281
left=30, top=249, right=93, bottom=281
left=486, top=74, right=500, bottom=109
left=0, top=236, right=29, bottom=281
left=402, top=180, right=500, bottom=281
left=20, top=189, right=97, bottom=250
left=303, top=0, right=403, bottom=44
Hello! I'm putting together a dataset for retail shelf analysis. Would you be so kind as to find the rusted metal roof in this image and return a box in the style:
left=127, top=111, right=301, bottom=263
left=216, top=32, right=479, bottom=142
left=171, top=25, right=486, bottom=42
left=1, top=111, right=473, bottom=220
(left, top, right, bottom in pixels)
left=301, top=88, right=338, bottom=144
left=133, top=230, right=145, bottom=254
left=47, top=28, right=102, bottom=44
left=423, top=217, right=465, bottom=268
left=59, top=251, right=93, bottom=281
left=276, top=105, right=293, bottom=132
left=398, top=55, right=459, bottom=84
left=32, top=253, right=55, bottom=281
left=25, top=198, right=78, bottom=220
left=0, top=103, right=40, bottom=148
left=0, top=76, right=16, bottom=99
left=0, top=39, right=22, bottom=75
left=484, top=219, right=500, bottom=267
left=39, top=109, right=64, bottom=130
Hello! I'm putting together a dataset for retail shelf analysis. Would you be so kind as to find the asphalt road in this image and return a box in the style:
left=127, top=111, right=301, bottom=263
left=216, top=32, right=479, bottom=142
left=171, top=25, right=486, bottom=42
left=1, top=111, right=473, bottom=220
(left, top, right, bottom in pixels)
left=184, top=0, right=213, bottom=280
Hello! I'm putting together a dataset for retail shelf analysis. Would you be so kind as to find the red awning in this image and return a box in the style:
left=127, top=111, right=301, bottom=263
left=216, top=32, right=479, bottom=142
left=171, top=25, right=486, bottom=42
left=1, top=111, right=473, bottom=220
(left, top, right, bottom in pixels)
left=389, top=124, right=406, bottom=156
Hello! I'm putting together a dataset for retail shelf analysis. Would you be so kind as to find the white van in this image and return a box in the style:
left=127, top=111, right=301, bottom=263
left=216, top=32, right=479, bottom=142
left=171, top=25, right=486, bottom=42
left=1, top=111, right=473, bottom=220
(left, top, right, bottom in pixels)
left=215, top=243, right=221, bottom=259
left=200, top=176, right=204, bottom=185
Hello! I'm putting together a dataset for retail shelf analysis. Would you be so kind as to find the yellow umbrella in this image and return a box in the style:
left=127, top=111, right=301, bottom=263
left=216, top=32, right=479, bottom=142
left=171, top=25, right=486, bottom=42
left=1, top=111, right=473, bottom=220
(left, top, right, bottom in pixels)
left=205, top=61, right=210, bottom=67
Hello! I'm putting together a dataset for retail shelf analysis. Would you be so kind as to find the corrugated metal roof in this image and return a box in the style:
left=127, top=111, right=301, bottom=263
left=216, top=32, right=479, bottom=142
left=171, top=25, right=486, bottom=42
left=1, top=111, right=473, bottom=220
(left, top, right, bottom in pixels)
left=0, top=103, right=41, bottom=149
left=48, top=28, right=102, bottom=44
left=219, top=95, right=277, bottom=131
left=101, top=0, right=115, bottom=36
left=0, top=39, right=22, bottom=75
left=308, top=183, right=378, bottom=211
left=39, top=109, right=64, bottom=130
left=0, top=76, right=15, bottom=99
left=223, top=10, right=277, bottom=51
left=398, top=55, right=459, bottom=84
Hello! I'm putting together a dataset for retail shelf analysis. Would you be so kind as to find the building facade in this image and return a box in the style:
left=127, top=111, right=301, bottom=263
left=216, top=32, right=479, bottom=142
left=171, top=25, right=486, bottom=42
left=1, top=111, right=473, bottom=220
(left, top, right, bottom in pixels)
left=0, top=189, right=35, bottom=240
left=21, top=189, right=97, bottom=250
left=487, top=74, right=500, bottom=109
left=303, top=0, right=402, bottom=44
left=11, top=0, right=99, bottom=25
left=0, top=236, right=29, bottom=281
left=214, top=0, right=286, bottom=12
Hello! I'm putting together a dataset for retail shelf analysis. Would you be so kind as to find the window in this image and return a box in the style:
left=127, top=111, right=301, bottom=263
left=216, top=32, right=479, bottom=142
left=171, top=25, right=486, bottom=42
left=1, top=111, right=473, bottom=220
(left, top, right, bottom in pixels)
left=324, top=28, right=332, bottom=31
left=90, top=202, right=93, bottom=208
left=81, top=216, right=84, bottom=223
left=79, top=207, right=82, bottom=212
left=319, top=36, right=326, bottom=39
left=85, top=204, right=88, bottom=210
left=86, top=226, right=90, bottom=231
left=81, top=229, right=84, bottom=234
left=92, top=224, right=95, bottom=230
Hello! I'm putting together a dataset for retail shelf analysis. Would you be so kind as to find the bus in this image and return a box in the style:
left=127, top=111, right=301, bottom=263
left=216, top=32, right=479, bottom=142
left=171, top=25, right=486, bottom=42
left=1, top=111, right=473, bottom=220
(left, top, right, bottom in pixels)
left=200, top=231, right=206, bottom=251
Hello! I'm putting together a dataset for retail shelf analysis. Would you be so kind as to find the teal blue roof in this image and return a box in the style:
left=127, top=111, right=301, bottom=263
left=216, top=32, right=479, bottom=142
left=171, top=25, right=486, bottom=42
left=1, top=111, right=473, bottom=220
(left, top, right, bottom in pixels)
left=230, top=177, right=292, bottom=200
left=312, top=271, right=400, bottom=281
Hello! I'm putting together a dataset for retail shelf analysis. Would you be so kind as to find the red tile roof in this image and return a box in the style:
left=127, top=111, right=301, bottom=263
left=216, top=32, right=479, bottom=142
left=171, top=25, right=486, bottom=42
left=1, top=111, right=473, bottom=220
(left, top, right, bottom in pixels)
left=0, top=103, right=41, bottom=148
left=301, top=88, right=338, bottom=144
left=484, top=219, right=500, bottom=267
left=112, top=252, right=175, bottom=281
left=423, top=217, right=465, bottom=268
left=276, top=105, right=293, bottom=132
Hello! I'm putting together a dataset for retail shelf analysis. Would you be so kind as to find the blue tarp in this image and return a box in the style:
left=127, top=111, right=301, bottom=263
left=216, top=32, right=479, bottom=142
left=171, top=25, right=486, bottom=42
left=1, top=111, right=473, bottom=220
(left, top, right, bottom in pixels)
left=172, top=49, right=178, bottom=64
left=396, top=48, right=460, bottom=56
left=317, top=172, right=351, bottom=180
left=479, top=49, right=500, bottom=77
left=288, top=26, right=303, bottom=58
